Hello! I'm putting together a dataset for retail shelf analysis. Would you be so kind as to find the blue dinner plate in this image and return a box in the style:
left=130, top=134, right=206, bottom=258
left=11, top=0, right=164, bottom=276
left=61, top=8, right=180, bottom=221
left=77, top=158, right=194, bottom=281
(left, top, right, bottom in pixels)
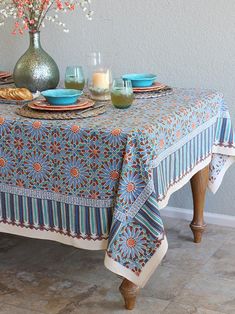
left=41, top=89, right=83, bottom=106
left=122, top=73, right=157, bottom=87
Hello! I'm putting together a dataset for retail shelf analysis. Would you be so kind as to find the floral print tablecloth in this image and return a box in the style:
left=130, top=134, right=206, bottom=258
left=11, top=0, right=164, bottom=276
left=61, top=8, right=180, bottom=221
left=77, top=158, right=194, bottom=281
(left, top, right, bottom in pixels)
left=0, top=88, right=234, bottom=287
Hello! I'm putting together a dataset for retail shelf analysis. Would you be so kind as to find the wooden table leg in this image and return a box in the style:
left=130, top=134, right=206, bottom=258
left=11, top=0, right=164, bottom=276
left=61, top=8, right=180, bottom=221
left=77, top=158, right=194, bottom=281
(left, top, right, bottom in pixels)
left=119, top=278, right=140, bottom=310
left=190, top=165, right=209, bottom=243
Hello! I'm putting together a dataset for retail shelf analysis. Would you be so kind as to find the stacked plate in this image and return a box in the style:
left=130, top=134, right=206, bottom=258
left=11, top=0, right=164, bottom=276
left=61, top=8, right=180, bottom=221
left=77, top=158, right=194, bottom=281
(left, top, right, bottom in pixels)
left=132, top=82, right=169, bottom=93
left=122, top=73, right=170, bottom=94
left=26, top=89, right=94, bottom=112
left=28, top=98, right=95, bottom=112
left=0, top=71, right=14, bottom=85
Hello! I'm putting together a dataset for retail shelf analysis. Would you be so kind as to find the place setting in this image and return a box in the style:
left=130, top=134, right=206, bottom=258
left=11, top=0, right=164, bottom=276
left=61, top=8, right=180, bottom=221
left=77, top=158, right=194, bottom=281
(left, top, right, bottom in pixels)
left=0, top=85, right=106, bottom=120
left=16, top=89, right=107, bottom=120
left=0, top=52, right=173, bottom=119
left=122, top=73, right=173, bottom=99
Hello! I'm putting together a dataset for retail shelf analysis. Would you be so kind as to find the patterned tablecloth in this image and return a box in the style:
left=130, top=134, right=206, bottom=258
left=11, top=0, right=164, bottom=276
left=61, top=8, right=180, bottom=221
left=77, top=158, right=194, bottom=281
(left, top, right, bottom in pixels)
left=0, top=88, right=234, bottom=287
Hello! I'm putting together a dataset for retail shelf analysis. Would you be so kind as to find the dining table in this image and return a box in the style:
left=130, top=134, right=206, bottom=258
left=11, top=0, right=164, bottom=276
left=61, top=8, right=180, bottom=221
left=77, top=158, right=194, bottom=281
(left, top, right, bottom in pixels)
left=0, top=87, right=234, bottom=310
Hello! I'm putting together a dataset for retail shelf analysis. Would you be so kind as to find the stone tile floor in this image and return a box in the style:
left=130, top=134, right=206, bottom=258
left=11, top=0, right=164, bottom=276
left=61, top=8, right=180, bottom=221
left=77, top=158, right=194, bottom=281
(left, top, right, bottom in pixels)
left=0, top=217, right=235, bottom=314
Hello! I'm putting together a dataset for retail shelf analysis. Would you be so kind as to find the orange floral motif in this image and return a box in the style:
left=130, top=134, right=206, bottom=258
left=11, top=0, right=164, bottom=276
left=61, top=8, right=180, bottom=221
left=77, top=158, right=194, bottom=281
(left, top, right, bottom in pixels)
left=33, top=162, right=42, bottom=172
left=126, top=182, right=135, bottom=193
left=110, top=170, right=119, bottom=181
left=32, top=121, right=42, bottom=129
left=92, top=149, right=99, bottom=157
left=71, top=125, right=80, bottom=133
left=192, top=122, right=196, bottom=129
left=88, top=145, right=101, bottom=158
left=111, top=128, right=121, bottom=136
left=126, top=238, right=136, bottom=248
left=0, top=157, right=6, bottom=167
left=0, top=117, right=5, bottom=125
left=70, top=167, right=79, bottom=178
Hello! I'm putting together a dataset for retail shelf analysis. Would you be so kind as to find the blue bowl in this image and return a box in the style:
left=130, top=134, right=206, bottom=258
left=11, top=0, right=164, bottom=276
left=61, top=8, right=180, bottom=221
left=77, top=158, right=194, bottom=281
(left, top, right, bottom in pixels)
left=41, top=89, right=83, bottom=106
left=122, top=73, right=157, bottom=87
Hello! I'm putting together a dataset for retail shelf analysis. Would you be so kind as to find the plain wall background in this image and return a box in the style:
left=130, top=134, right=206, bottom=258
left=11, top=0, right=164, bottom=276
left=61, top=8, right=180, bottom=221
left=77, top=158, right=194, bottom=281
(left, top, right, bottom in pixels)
left=0, top=0, right=235, bottom=215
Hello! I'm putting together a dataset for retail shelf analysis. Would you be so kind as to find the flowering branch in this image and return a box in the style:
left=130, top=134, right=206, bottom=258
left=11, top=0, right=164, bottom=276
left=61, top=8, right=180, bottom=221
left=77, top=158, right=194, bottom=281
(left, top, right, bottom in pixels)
left=0, top=0, right=93, bottom=34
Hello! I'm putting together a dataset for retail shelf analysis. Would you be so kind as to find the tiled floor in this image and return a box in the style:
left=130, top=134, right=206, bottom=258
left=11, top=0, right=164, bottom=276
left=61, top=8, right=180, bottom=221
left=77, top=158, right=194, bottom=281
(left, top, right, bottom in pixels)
left=0, top=217, right=235, bottom=314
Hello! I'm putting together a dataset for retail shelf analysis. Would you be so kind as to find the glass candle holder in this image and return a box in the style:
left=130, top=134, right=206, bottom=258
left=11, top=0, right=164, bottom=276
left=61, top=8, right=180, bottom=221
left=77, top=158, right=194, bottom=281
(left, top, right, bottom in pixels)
left=88, top=69, right=112, bottom=101
left=111, top=79, right=134, bottom=109
left=65, top=66, right=85, bottom=91
left=87, top=52, right=112, bottom=101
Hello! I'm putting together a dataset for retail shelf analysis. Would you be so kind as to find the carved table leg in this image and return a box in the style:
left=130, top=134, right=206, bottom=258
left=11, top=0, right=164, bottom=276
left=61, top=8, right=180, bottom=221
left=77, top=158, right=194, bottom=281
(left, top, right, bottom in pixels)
left=190, top=165, right=209, bottom=243
left=119, top=278, right=140, bottom=310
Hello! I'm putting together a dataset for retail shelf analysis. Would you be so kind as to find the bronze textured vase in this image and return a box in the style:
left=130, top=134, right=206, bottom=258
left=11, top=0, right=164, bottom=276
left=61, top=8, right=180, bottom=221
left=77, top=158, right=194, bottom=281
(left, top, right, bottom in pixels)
left=13, top=31, right=60, bottom=92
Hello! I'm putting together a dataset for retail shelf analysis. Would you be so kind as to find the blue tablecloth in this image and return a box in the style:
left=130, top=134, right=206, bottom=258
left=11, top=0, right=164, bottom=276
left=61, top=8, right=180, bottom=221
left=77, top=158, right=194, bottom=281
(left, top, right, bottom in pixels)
left=0, top=88, right=234, bottom=286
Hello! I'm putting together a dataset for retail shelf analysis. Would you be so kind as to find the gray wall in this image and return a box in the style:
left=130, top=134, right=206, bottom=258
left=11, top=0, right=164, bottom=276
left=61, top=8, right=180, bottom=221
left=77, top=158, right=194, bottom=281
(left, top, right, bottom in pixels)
left=1, top=0, right=235, bottom=215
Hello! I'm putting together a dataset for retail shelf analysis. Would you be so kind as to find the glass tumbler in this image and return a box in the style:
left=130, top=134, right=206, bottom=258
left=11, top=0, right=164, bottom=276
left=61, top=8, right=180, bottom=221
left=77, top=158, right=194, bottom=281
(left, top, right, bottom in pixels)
left=111, top=79, right=134, bottom=109
left=64, top=66, right=85, bottom=91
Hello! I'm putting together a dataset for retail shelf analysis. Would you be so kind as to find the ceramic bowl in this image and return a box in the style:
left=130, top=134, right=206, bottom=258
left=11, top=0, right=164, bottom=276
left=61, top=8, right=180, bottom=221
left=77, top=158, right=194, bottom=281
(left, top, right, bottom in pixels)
left=122, top=73, right=157, bottom=87
left=41, top=89, right=83, bottom=106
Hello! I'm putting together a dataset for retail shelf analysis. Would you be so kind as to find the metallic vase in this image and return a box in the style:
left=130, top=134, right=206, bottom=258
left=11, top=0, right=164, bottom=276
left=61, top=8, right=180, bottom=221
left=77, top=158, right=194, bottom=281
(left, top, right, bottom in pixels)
left=13, top=31, right=60, bottom=92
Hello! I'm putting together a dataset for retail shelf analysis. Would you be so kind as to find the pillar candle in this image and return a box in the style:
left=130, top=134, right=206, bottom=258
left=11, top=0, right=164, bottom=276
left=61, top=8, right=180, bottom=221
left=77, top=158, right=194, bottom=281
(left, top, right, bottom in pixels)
left=92, top=71, right=109, bottom=89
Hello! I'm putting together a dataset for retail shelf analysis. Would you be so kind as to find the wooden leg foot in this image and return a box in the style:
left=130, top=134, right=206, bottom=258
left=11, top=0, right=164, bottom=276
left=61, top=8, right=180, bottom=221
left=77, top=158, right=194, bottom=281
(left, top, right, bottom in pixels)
left=190, top=222, right=206, bottom=243
left=119, top=279, right=139, bottom=310
left=190, top=165, right=209, bottom=243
